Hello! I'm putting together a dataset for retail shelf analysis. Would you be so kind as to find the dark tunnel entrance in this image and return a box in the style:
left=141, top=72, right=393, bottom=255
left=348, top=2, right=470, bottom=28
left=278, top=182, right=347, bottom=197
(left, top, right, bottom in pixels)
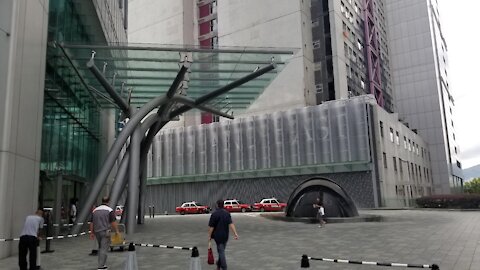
left=286, top=178, right=359, bottom=218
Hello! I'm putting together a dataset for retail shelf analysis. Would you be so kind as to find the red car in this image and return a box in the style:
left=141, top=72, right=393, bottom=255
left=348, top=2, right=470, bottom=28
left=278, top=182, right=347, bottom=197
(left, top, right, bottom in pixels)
left=224, top=199, right=251, bottom=213
left=175, top=202, right=211, bottom=215
left=253, top=198, right=287, bottom=212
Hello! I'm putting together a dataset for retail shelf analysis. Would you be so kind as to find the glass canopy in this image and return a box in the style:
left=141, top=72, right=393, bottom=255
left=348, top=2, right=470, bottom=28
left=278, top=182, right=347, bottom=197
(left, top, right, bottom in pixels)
left=52, top=42, right=294, bottom=112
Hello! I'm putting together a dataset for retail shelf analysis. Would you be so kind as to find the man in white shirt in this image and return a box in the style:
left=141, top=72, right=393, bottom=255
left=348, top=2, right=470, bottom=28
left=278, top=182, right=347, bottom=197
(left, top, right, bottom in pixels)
left=19, top=209, right=44, bottom=270
left=313, top=198, right=326, bottom=228
left=89, top=197, right=119, bottom=270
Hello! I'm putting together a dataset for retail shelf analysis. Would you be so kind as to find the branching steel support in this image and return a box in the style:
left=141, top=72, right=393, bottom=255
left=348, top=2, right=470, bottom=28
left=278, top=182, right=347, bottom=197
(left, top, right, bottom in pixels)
left=73, top=60, right=277, bottom=235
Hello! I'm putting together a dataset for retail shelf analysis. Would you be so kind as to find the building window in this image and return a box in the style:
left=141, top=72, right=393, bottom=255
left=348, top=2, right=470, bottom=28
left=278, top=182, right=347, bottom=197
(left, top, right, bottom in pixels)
left=399, top=159, right=403, bottom=173
left=408, top=139, right=411, bottom=151
left=383, top=152, right=387, bottom=168
left=379, top=121, right=384, bottom=137
left=403, top=136, right=407, bottom=149
left=393, top=157, right=397, bottom=172
left=389, top=128, right=394, bottom=142
left=411, top=163, right=415, bottom=179
left=395, top=131, right=400, bottom=145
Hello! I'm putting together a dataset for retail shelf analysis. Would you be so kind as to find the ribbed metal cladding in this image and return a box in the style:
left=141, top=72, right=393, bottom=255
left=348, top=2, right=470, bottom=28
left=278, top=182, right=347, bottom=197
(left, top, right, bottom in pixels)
left=144, top=172, right=374, bottom=213
left=147, top=96, right=371, bottom=178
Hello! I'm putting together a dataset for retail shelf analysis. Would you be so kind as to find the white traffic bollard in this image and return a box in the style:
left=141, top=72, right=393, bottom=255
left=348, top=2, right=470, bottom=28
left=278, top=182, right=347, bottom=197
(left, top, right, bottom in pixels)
left=124, top=243, right=138, bottom=270
left=189, top=247, right=201, bottom=270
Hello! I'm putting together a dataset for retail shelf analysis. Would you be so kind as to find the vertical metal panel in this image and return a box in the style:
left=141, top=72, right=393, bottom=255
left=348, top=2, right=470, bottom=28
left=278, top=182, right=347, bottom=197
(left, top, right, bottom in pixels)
left=161, top=129, right=173, bottom=176
left=206, top=123, right=219, bottom=173
left=184, top=126, right=195, bottom=175
left=218, top=122, right=230, bottom=172
left=268, top=112, right=285, bottom=168
left=173, top=127, right=184, bottom=175
left=154, top=136, right=162, bottom=176
left=147, top=147, right=153, bottom=177
left=283, top=110, right=300, bottom=167
left=313, top=104, right=331, bottom=163
left=346, top=99, right=370, bottom=162
left=230, top=120, right=243, bottom=171
left=330, top=101, right=349, bottom=162
left=195, top=126, right=207, bottom=174
left=254, top=115, right=270, bottom=169
left=298, top=107, right=315, bottom=165
left=241, top=118, right=256, bottom=170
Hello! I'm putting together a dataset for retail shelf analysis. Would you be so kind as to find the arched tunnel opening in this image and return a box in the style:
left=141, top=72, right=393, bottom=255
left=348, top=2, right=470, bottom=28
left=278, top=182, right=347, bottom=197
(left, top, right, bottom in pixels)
left=286, top=178, right=359, bottom=218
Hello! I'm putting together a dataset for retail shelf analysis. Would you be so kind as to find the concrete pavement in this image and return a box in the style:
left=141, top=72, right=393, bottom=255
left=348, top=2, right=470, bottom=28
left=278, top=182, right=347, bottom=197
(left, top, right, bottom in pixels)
left=0, top=210, right=479, bottom=269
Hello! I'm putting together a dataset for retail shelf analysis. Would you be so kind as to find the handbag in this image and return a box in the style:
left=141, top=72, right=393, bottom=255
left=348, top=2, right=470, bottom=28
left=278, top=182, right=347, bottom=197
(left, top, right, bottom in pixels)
left=207, top=248, right=215, bottom=264
left=207, top=241, right=215, bottom=265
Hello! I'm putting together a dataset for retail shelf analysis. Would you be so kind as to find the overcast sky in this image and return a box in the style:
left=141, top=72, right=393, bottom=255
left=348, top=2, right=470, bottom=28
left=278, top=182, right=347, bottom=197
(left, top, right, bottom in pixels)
left=438, top=1, right=480, bottom=169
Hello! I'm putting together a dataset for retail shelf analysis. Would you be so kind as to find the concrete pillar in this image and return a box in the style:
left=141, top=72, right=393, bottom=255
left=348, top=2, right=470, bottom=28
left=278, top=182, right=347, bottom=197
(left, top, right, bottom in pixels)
left=0, top=0, right=49, bottom=259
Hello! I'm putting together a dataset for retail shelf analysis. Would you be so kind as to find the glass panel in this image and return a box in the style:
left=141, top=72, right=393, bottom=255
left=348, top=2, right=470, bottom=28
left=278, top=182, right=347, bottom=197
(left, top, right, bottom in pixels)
left=55, top=43, right=294, bottom=112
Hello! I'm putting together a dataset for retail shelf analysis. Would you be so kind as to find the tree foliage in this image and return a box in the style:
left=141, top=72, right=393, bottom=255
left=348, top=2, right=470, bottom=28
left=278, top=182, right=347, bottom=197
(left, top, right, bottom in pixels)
left=464, top=178, right=480, bottom=194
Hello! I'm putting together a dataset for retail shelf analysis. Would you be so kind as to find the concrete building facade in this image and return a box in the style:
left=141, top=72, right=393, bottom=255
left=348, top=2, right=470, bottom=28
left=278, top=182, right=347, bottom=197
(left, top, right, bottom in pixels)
left=145, top=95, right=431, bottom=211
left=0, top=0, right=50, bottom=259
left=384, top=0, right=462, bottom=194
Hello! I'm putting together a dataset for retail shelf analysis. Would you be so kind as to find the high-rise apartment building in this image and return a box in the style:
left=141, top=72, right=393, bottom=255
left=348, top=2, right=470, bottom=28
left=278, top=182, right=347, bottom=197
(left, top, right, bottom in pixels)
left=384, top=0, right=463, bottom=193
left=0, top=0, right=127, bottom=258
left=311, top=0, right=394, bottom=112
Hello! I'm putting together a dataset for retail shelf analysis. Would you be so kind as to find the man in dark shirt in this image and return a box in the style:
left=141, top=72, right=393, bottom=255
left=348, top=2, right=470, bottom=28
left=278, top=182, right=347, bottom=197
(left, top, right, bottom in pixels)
left=208, top=200, right=239, bottom=270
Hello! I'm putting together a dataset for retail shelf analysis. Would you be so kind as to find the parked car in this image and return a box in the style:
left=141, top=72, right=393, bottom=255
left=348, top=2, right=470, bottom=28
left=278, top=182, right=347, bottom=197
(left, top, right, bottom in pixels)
left=175, top=202, right=211, bottom=215
left=224, top=199, right=251, bottom=213
left=115, top=205, right=124, bottom=216
left=252, top=198, right=287, bottom=212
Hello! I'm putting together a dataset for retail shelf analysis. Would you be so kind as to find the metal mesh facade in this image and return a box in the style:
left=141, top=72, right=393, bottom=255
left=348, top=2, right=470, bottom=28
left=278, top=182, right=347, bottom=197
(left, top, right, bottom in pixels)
left=147, top=96, right=372, bottom=179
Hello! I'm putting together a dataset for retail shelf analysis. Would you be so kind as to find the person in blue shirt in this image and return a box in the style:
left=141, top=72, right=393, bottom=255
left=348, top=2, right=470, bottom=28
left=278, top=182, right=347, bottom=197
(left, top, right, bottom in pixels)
left=208, top=200, right=239, bottom=270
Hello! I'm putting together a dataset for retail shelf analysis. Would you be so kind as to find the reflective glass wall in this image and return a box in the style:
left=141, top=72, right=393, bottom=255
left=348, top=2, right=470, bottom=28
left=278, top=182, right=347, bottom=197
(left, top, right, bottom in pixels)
left=41, top=0, right=105, bottom=180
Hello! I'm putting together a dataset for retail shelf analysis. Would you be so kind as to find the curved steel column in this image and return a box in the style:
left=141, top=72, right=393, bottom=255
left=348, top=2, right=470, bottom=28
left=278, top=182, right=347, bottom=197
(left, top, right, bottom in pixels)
left=72, top=95, right=168, bottom=234
left=127, top=126, right=141, bottom=233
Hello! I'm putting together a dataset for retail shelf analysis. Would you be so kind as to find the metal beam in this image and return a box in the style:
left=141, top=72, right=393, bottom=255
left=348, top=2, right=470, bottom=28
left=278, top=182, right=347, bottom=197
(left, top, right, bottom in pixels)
left=62, top=43, right=295, bottom=55
left=169, top=63, right=275, bottom=118
left=87, top=59, right=130, bottom=115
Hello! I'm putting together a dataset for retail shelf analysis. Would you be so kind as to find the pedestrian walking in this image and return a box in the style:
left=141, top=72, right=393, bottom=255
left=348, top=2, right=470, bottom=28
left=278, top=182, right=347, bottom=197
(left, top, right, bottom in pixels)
left=18, top=209, right=44, bottom=270
left=69, top=198, right=77, bottom=225
left=313, top=198, right=326, bottom=227
left=89, top=197, right=120, bottom=270
left=208, top=199, right=239, bottom=270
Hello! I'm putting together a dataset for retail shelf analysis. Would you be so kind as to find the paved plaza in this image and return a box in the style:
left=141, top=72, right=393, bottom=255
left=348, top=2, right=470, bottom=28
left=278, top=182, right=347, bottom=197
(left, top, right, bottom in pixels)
left=0, top=210, right=479, bottom=270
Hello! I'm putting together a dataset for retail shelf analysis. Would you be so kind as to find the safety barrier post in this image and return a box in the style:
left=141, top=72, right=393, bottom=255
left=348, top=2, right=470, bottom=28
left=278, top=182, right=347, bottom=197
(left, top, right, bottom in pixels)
left=301, top=254, right=310, bottom=268
left=189, top=247, right=201, bottom=270
left=36, top=240, right=41, bottom=270
left=307, top=255, right=440, bottom=269
left=124, top=243, right=138, bottom=270
left=41, top=211, right=54, bottom=254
